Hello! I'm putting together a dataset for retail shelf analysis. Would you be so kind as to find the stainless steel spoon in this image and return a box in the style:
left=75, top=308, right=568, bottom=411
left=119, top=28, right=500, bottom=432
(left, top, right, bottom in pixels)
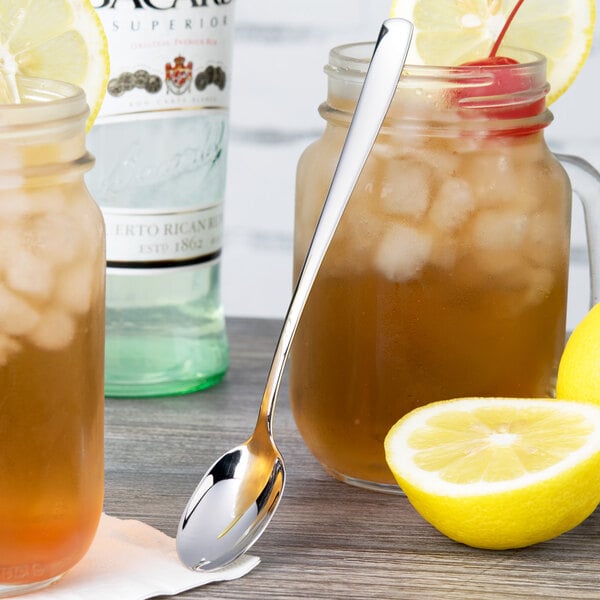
left=176, top=18, right=413, bottom=572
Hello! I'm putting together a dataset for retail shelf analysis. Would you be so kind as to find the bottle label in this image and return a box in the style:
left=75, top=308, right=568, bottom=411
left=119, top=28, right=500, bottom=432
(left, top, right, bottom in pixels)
left=102, top=203, right=223, bottom=269
left=90, top=1, right=233, bottom=271
left=92, top=0, right=234, bottom=119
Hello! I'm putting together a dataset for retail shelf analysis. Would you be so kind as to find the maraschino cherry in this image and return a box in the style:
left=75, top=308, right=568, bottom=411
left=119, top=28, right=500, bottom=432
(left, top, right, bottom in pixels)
left=454, top=0, right=544, bottom=120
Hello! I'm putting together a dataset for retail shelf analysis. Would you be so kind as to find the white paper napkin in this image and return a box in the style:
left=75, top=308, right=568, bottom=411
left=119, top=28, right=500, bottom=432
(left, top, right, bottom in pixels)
left=26, top=513, right=260, bottom=600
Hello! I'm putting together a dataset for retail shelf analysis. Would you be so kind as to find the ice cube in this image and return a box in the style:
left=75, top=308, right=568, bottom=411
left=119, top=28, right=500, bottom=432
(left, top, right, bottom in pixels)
left=317, top=199, right=384, bottom=277
left=372, top=132, right=424, bottom=161
left=5, top=249, right=54, bottom=300
left=412, top=145, right=461, bottom=175
left=522, top=266, right=555, bottom=308
left=0, top=283, right=40, bottom=336
left=27, top=212, right=82, bottom=266
left=374, top=224, right=432, bottom=282
left=459, top=152, right=519, bottom=208
left=430, top=178, right=475, bottom=231
left=27, top=308, right=75, bottom=351
left=347, top=206, right=386, bottom=263
left=0, top=190, right=35, bottom=221
left=380, top=158, right=431, bottom=220
left=471, top=209, right=529, bottom=252
left=55, top=262, right=94, bottom=315
left=0, top=334, right=21, bottom=367
left=448, top=134, right=485, bottom=155
left=526, top=210, right=569, bottom=267
left=27, top=187, right=68, bottom=215
left=387, top=86, right=446, bottom=125
left=499, top=265, right=556, bottom=317
left=0, top=188, right=68, bottom=223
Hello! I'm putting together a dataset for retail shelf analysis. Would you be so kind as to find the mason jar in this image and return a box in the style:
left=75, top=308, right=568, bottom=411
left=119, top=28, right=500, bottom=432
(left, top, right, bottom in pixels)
left=0, top=77, right=105, bottom=596
left=291, top=44, right=574, bottom=492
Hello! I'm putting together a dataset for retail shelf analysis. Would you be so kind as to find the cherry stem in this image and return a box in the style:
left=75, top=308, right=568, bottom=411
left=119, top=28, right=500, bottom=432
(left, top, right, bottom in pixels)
left=489, top=0, right=526, bottom=58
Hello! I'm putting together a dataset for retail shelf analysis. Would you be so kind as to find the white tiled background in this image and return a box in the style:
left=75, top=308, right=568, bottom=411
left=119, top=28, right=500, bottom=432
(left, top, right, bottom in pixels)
left=222, top=0, right=600, bottom=331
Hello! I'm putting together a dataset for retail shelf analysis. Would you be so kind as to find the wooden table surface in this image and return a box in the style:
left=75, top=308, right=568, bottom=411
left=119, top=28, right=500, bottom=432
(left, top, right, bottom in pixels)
left=104, top=317, right=600, bottom=600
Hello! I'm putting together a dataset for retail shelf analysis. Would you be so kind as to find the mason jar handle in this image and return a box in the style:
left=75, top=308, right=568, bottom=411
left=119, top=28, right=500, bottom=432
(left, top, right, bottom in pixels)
left=557, top=153, right=600, bottom=307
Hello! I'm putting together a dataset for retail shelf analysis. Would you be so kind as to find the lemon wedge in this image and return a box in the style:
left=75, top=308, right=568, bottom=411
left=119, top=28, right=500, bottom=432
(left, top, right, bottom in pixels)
left=0, top=0, right=110, bottom=129
left=390, top=0, right=596, bottom=104
left=385, top=397, right=600, bottom=549
left=557, top=303, right=600, bottom=404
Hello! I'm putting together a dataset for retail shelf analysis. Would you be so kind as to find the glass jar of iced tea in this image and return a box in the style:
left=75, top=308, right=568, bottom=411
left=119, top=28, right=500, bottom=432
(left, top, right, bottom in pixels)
left=0, top=78, right=105, bottom=596
left=291, top=44, right=574, bottom=492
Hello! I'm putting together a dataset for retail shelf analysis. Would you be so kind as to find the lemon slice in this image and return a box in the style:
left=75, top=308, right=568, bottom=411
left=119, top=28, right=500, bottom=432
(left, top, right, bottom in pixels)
left=0, top=0, right=110, bottom=129
left=385, top=397, right=600, bottom=549
left=390, top=0, right=596, bottom=104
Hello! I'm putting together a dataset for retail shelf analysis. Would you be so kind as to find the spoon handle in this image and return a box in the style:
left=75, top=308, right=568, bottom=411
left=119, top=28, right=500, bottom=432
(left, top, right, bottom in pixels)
left=257, top=18, right=414, bottom=430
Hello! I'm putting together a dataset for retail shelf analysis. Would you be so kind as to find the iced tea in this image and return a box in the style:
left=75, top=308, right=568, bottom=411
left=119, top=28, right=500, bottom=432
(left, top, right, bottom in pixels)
left=0, top=78, right=105, bottom=593
left=291, top=46, right=571, bottom=489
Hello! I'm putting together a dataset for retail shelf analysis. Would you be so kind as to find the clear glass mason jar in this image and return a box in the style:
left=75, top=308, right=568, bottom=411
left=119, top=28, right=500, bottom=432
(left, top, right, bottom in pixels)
left=0, top=78, right=105, bottom=596
left=291, top=44, right=575, bottom=492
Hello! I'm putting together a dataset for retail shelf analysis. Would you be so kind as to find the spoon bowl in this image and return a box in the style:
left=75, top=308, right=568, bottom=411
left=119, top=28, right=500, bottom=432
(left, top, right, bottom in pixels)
left=176, top=18, right=413, bottom=572
left=177, top=433, right=284, bottom=570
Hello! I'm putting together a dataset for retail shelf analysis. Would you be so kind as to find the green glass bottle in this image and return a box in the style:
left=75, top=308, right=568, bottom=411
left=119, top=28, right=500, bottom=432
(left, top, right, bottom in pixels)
left=87, top=1, right=233, bottom=397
